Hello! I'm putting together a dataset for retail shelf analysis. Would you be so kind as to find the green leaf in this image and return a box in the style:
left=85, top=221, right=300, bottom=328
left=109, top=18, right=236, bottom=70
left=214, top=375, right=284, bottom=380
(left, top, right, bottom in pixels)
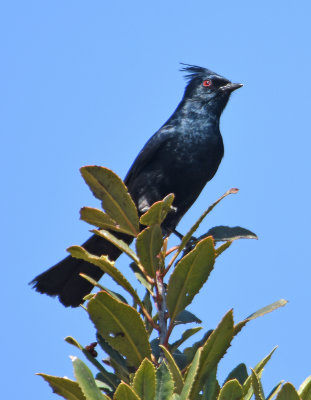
left=167, top=237, right=215, bottom=323
left=129, top=262, right=153, bottom=293
left=132, top=358, right=156, bottom=400
left=80, top=207, right=137, bottom=237
left=142, top=291, right=154, bottom=335
left=71, top=356, right=107, bottom=400
left=175, top=310, right=202, bottom=325
left=37, top=374, right=86, bottom=400
left=136, top=225, right=163, bottom=278
left=114, top=383, right=141, bottom=400
left=156, top=362, right=174, bottom=400
left=218, top=379, right=244, bottom=400
left=68, top=246, right=142, bottom=307
left=233, top=300, right=287, bottom=338
left=224, top=363, right=248, bottom=385
left=202, top=368, right=220, bottom=400
left=92, top=229, right=140, bottom=265
left=170, top=327, right=202, bottom=352
left=94, top=377, right=115, bottom=394
left=80, top=166, right=139, bottom=235
left=175, top=188, right=238, bottom=259
left=246, top=299, right=287, bottom=320
left=251, top=369, right=265, bottom=400
left=233, top=320, right=248, bottom=336
left=79, top=274, right=128, bottom=303
left=172, top=350, right=189, bottom=371
left=190, top=310, right=234, bottom=398
left=299, top=376, right=311, bottom=400
left=276, top=383, right=300, bottom=400
left=150, top=338, right=161, bottom=359
left=65, top=336, right=118, bottom=391
left=96, top=334, right=129, bottom=378
left=243, top=347, right=277, bottom=400
left=88, top=291, right=151, bottom=368
left=140, top=194, right=175, bottom=226
left=142, top=291, right=153, bottom=315
left=267, top=381, right=284, bottom=400
left=159, top=345, right=184, bottom=394
left=183, top=330, right=213, bottom=364
left=215, top=241, right=233, bottom=257
left=205, top=226, right=257, bottom=242
left=180, top=348, right=201, bottom=400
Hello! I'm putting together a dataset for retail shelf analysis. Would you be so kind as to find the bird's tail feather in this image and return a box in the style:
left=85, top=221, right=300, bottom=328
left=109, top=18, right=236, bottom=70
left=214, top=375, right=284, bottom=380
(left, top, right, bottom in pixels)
left=30, top=233, right=131, bottom=307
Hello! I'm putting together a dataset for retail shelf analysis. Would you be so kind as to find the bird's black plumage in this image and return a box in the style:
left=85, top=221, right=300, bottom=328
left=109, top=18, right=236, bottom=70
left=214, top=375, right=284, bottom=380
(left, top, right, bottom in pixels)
left=31, top=64, right=242, bottom=307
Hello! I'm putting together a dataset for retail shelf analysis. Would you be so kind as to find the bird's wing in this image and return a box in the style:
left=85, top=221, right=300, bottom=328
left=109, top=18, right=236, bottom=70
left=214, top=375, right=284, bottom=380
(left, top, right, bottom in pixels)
left=124, top=127, right=174, bottom=188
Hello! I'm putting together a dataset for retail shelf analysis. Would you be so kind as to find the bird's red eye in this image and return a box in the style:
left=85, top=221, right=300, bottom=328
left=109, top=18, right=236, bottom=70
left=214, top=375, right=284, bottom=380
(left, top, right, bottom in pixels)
left=203, top=80, right=212, bottom=87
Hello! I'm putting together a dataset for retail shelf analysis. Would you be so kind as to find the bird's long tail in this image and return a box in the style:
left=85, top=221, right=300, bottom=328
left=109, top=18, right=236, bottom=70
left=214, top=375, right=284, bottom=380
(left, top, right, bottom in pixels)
left=30, top=233, right=132, bottom=307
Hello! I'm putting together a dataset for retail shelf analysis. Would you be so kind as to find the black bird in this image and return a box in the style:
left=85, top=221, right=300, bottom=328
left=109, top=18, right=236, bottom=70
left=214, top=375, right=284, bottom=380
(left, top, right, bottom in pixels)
left=31, top=64, right=242, bottom=307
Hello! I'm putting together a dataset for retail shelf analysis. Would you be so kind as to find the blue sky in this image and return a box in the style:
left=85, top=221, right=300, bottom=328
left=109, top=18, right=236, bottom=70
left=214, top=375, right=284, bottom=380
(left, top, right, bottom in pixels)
left=1, top=1, right=311, bottom=398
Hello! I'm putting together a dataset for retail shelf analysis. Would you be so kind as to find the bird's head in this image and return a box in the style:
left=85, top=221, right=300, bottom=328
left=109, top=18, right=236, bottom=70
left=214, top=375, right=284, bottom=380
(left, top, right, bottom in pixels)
left=181, top=64, right=243, bottom=115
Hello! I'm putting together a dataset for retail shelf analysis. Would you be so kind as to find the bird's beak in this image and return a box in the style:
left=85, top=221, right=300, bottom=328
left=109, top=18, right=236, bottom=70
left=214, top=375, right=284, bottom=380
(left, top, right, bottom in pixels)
left=221, top=82, right=243, bottom=93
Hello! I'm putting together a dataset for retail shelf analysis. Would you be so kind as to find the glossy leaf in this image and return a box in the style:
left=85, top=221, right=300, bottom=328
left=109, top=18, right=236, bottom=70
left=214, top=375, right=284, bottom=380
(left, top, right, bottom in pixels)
left=79, top=274, right=128, bottom=303
left=175, top=310, right=202, bottom=325
left=80, top=166, right=139, bottom=235
left=92, top=229, right=140, bottom=265
left=251, top=369, right=265, bottom=400
left=96, top=334, right=129, bottom=379
left=183, top=330, right=213, bottom=364
left=267, top=381, right=284, bottom=400
left=299, top=376, right=311, bottom=400
left=80, top=206, right=136, bottom=236
left=215, top=241, right=232, bottom=257
left=68, top=246, right=142, bottom=307
left=150, top=338, right=161, bottom=360
left=172, top=350, right=189, bottom=371
left=205, top=226, right=257, bottom=242
left=136, top=225, right=163, bottom=278
left=65, top=336, right=118, bottom=391
left=132, top=358, right=156, bottom=400
left=94, top=377, right=115, bottom=394
left=246, top=299, right=287, bottom=320
left=71, top=356, right=107, bottom=400
left=114, top=383, right=141, bottom=400
left=224, top=363, right=248, bottom=385
left=159, top=345, right=184, bottom=394
left=140, top=194, right=175, bottom=226
left=190, top=310, right=234, bottom=398
left=234, top=300, right=287, bottom=337
left=156, top=362, right=174, bottom=400
left=174, top=188, right=238, bottom=259
left=142, top=291, right=153, bottom=315
left=276, top=383, right=300, bottom=400
left=243, top=347, right=277, bottom=400
left=218, top=379, right=244, bottom=400
left=170, top=327, right=202, bottom=352
left=129, top=262, right=153, bottom=293
left=167, top=237, right=215, bottom=323
left=180, top=348, right=201, bottom=400
left=202, top=368, right=220, bottom=400
left=37, top=374, right=86, bottom=400
left=88, top=291, right=151, bottom=368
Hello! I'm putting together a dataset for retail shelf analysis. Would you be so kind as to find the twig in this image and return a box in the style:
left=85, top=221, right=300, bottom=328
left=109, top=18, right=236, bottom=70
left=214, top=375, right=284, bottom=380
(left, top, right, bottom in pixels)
left=140, top=304, right=160, bottom=331
left=156, top=272, right=168, bottom=345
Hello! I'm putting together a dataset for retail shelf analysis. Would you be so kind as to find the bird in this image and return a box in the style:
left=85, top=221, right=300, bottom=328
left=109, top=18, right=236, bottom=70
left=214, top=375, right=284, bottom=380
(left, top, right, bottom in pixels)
left=30, top=64, right=242, bottom=307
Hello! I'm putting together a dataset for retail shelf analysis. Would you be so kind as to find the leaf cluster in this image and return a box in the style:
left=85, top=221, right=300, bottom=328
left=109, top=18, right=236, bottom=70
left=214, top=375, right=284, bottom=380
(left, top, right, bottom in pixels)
left=37, top=166, right=309, bottom=400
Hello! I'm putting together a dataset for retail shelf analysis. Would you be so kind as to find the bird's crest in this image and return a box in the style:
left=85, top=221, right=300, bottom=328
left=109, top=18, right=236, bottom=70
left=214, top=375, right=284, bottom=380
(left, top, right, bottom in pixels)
left=180, top=63, right=215, bottom=82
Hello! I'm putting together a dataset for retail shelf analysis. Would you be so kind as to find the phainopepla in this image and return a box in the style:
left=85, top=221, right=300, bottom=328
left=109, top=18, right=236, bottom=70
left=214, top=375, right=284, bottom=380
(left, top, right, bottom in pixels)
left=31, top=64, right=242, bottom=307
